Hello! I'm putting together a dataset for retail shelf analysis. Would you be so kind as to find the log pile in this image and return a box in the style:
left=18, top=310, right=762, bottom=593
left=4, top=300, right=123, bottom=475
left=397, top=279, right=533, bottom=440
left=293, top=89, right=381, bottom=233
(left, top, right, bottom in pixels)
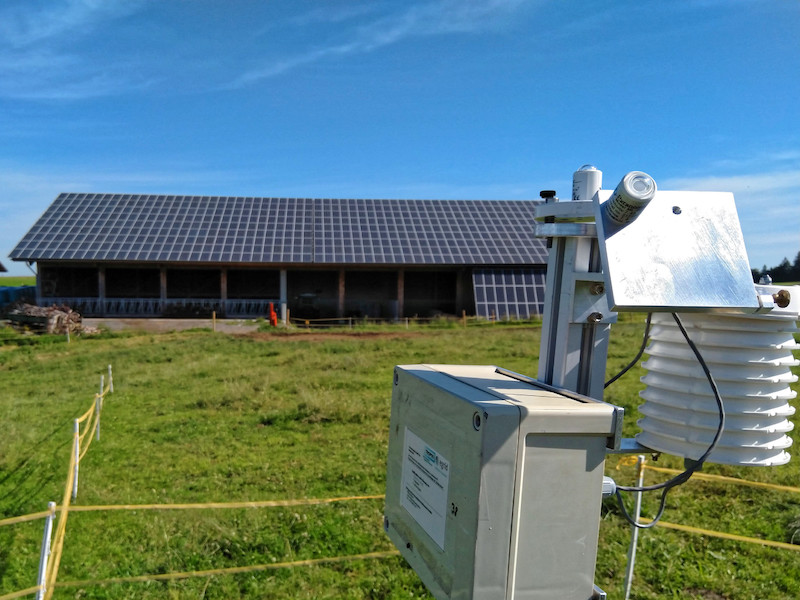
left=6, top=303, right=82, bottom=334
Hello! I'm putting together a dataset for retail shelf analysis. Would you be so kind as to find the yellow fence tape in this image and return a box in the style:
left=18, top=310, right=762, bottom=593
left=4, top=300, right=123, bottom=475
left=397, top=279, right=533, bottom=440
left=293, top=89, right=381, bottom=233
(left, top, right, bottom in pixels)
left=68, top=494, right=385, bottom=513
left=0, top=585, right=43, bottom=600
left=54, top=550, right=401, bottom=589
left=643, top=465, right=800, bottom=494
left=639, top=518, right=800, bottom=552
left=0, top=510, right=51, bottom=529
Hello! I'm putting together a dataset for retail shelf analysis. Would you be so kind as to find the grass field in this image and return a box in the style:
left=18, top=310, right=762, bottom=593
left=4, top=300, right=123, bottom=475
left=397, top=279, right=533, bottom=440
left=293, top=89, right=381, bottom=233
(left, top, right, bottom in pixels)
left=1, top=321, right=799, bottom=599
left=0, top=276, right=36, bottom=287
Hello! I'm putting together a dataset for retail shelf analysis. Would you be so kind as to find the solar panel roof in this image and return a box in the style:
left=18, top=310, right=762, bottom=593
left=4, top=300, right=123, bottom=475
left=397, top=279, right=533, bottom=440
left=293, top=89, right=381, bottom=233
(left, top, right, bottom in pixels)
left=10, top=194, right=547, bottom=266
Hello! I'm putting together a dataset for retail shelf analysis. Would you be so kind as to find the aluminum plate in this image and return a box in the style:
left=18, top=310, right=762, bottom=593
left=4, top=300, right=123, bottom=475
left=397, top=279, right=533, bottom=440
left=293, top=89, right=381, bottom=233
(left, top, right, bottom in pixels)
left=594, top=189, right=759, bottom=312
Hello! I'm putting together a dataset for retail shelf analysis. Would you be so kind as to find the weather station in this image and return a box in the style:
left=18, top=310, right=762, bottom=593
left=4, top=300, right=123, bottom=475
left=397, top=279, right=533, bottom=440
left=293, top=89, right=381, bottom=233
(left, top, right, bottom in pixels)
left=383, top=166, right=800, bottom=599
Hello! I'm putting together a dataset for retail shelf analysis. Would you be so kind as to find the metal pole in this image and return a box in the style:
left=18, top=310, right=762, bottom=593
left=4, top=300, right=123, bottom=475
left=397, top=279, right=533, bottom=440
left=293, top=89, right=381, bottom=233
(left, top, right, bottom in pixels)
left=95, top=396, right=101, bottom=441
left=623, top=455, right=646, bottom=600
left=35, top=502, right=57, bottom=600
left=72, top=420, right=79, bottom=499
left=108, top=364, right=113, bottom=393
left=97, top=374, right=103, bottom=441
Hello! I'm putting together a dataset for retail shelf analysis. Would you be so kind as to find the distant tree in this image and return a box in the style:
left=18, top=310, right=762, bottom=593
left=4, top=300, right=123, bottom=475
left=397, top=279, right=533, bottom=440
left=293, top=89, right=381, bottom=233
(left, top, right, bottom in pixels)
left=753, top=252, right=800, bottom=283
left=773, top=258, right=792, bottom=282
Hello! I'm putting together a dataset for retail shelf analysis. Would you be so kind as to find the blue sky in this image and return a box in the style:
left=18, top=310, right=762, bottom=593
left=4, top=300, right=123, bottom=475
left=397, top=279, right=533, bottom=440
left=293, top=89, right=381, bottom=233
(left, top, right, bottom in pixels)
left=1, top=0, right=798, bottom=276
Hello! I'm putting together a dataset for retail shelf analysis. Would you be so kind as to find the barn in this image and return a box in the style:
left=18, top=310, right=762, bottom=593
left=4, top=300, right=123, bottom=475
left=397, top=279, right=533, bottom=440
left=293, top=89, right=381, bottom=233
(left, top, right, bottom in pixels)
left=10, top=193, right=548, bottom=321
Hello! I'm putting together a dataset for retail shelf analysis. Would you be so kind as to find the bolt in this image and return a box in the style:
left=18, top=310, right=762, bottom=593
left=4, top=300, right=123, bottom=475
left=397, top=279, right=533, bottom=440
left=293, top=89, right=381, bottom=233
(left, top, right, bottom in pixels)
left=672, top=206, right=682, bottom=215
left=774, top=290, right=791, bottom=308
left=587, top=312, right=603, bottom=323
left=590, top=282, right=605, bottom=295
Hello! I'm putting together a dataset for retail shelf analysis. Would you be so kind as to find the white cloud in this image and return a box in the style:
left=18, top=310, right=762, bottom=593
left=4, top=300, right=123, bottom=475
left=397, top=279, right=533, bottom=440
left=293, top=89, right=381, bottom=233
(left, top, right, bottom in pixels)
left=230, top=0, right=533, bottom=87
left=0, top=0, right=147, bottom=99
left=0, top=0, right=139, bottom=48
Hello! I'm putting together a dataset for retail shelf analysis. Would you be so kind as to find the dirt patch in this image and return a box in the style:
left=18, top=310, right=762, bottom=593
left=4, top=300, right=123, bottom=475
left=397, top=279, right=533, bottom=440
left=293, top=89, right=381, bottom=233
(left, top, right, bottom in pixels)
left=239, top=330, right=422, bottom=342
left=82, top=318, right=424, bottom=340
left=84, top=318, right=258, bottom=334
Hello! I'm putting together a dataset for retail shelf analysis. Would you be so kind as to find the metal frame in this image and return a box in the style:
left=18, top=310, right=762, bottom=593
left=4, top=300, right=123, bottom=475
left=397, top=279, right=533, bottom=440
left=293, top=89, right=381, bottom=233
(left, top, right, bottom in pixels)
left=534, top=171, right=616, bottom=404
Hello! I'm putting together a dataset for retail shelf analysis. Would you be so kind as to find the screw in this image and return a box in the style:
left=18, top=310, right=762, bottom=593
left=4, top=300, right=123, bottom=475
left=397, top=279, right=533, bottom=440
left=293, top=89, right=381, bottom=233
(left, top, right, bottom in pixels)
left=590, top=282, right=605, bottom=295
left=774, top=290, right=791, bottom=308
left=587, top=312, right=603, bottom=323
left=672, top=206, right=682, bottom=215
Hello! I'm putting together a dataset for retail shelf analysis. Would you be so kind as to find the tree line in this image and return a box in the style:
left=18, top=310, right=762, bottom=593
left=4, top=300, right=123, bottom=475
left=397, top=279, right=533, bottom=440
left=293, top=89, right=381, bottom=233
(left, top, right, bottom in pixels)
left=751, top=251, right=800, bottom=283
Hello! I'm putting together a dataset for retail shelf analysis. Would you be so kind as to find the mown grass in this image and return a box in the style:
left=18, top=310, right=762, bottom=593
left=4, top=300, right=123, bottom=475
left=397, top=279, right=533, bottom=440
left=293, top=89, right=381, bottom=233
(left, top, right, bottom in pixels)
left=1, top=321, right=799, bottom=599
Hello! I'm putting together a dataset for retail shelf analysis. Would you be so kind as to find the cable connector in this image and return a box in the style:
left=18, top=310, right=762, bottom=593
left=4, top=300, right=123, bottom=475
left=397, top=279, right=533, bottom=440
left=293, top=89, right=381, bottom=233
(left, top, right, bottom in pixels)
left=602, top=476, right=617, bottom=498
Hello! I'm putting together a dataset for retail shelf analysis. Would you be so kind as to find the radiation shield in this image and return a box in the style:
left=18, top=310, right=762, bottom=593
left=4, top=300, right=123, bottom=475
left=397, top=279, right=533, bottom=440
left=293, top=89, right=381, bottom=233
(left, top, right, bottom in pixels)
left=594, top=189, right=759, bottom=312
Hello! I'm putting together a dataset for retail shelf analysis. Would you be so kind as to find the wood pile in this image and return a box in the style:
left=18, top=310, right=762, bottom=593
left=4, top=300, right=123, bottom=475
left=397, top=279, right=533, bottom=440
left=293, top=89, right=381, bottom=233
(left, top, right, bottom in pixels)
left=6, top=303, right=82, bottom=334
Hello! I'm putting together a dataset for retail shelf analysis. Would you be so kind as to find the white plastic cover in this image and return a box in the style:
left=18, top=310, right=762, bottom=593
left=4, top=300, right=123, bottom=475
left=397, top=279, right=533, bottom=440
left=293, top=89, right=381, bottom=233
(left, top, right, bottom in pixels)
left=636, top=285, right=800, bottom=466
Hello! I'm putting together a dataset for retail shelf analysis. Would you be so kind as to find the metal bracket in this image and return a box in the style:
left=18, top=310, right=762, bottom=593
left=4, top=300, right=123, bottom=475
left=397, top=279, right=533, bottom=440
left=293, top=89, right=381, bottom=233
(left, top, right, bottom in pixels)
left=606, top=438, right=655, bottom=455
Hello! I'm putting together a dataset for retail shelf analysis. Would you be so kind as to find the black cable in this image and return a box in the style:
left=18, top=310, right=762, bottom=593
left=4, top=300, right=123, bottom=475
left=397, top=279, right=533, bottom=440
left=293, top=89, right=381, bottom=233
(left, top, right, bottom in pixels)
left=613, top=312, right=726, bottom=528
left=604, top=313, right=653, bottom=389
left=614, top=487, right=669, bottom=529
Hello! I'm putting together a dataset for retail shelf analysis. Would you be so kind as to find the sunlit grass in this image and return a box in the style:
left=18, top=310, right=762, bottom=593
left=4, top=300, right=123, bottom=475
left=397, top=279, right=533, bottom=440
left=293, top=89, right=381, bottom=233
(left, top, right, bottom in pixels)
left=1, top=322, right=798, bottom=599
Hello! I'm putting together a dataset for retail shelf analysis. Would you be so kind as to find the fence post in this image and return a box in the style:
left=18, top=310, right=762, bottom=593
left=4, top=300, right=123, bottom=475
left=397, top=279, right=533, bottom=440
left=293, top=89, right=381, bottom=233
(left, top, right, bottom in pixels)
left=108, top=364, right=114, bottom=393
left=72, top=420, right=80, bottom=500
left=95, top=396, right=101, bottom=442
left=35, top=502, right=57, bottom=600
left=623, top=455, right=646, bottom=600
left=97, top=375, right=105, bottom=441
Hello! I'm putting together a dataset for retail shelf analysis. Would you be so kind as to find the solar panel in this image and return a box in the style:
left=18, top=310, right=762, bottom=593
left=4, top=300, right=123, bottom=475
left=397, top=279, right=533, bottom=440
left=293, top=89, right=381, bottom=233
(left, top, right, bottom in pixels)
left=10, top=195, right=547, bottom=266
left=472, top=268, right=547, bottom=319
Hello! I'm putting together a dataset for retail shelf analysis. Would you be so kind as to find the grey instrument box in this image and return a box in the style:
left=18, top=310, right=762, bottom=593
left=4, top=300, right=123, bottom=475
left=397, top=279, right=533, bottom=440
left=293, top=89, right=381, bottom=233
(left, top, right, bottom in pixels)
left=385, top=364, right=619, bottom=600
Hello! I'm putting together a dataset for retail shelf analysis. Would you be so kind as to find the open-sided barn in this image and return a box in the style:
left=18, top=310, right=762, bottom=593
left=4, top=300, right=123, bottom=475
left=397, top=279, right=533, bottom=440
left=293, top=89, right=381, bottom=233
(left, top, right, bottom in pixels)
left=10, top=193, right=548, bottom=320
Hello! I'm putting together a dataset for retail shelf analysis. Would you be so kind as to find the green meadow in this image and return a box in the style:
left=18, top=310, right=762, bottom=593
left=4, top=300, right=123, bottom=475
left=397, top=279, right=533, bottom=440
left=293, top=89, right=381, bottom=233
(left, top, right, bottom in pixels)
left=1, top=320, right=799, bottom=599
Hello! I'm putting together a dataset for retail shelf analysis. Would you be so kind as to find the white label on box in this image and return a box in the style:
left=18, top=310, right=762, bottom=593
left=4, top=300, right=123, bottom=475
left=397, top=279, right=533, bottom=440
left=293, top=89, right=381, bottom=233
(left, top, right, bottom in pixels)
left=400, top=427, right=450, bottom=550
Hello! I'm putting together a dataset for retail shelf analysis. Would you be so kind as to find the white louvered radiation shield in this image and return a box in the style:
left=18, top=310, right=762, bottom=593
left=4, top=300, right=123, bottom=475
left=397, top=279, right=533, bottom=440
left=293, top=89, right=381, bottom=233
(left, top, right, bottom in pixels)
left=636, top=286, right=800, bottom=466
